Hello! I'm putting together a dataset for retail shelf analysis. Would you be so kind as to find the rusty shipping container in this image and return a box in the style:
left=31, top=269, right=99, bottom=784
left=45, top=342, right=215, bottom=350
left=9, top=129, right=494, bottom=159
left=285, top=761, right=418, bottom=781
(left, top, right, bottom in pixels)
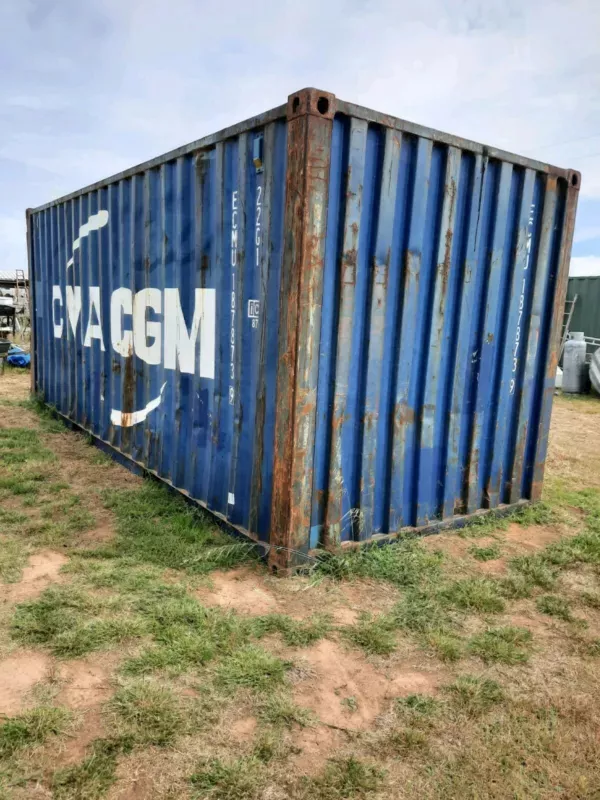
left=27, top=88, right=580, bottom=569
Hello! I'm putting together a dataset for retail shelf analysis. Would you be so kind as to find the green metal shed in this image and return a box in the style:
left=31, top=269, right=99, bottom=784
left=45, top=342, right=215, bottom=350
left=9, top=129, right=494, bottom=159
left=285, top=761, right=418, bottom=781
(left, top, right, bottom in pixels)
left=566, top=276, right=600, bottom=341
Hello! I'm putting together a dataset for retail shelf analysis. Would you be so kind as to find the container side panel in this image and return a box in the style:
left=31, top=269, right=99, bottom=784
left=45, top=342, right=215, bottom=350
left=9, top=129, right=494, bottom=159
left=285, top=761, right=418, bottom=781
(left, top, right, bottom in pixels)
left=466, top=162, right=514, bottom=511
left=510, top=177, right=558, bottom=502
left=312, top=112, right=577, bottom=548
left=530, top=179, right=574, bottom=498
left=415, top=146, right=461, bottom=524
left=30, top=121, right=287, bottom=546
left=389, top=138, right=434, bottom=530
left=359, top=128, right=402, bottom=538
left=486, top=169, right=537, bottom=507
left=325, top=118, right=368, bottom=543
left=339, top=123, right=384, bottom=541
left=253, top=121, right=287, bottom=540
left=310, top=115, right=349, bottom=547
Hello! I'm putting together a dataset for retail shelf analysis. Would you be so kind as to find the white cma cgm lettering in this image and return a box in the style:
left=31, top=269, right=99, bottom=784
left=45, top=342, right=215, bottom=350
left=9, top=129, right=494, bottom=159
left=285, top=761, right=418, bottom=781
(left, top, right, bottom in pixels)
left=52, top=286, right=216, bottom=379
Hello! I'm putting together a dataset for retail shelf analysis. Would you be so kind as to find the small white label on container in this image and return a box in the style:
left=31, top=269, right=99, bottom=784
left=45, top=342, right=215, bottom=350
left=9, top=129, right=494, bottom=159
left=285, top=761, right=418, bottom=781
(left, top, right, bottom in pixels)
left=228, top=492, right=235, bottom=505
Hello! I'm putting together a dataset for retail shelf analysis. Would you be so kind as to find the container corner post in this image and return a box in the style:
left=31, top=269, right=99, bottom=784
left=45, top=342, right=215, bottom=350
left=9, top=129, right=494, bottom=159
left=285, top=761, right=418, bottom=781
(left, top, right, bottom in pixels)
left=269, top=88, right=335, bottom=572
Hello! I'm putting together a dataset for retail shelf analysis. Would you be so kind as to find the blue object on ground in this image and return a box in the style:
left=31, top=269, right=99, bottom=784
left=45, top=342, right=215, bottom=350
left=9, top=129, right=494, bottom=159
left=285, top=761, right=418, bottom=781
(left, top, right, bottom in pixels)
left=7, top=345, right=30, bottom=367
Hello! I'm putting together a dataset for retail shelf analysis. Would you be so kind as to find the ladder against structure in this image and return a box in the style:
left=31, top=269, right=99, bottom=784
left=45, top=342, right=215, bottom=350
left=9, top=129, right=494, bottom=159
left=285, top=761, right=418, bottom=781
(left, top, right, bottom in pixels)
left=560, top=293, right=579, bottom=360
left=14, top=269, right=30, bottom=335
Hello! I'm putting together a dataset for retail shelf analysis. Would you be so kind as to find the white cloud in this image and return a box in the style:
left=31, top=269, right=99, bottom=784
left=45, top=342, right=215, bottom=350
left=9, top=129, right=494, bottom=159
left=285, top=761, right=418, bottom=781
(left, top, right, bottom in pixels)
left=570, top=256, right=600, bottom=277
left=574, top=225, right=600, bottom=245
left=2, top=0, right=600, bottom=271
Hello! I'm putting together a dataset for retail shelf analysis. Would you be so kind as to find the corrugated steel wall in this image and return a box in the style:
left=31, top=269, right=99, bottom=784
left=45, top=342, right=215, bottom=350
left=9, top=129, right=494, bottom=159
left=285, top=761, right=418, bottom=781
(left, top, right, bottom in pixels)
left=566, top=276, right=600, bottom=341
left=310, top=113, right=573, bottom=546
left=30, top=119, right=288, bottom=542
left=28, top=89, right=579, bottom=564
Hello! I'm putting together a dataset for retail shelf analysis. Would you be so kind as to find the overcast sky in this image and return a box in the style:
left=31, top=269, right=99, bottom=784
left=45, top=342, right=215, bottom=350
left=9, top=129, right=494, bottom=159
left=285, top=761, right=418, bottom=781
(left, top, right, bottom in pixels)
left=2, top=0, right=600, bottom=276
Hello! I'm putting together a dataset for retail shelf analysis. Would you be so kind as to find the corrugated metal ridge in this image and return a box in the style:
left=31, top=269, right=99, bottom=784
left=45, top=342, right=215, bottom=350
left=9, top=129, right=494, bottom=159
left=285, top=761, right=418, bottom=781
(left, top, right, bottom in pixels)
left=333, top=99, right=579, bottom=181
left=28, top=103, right=288, bottom=214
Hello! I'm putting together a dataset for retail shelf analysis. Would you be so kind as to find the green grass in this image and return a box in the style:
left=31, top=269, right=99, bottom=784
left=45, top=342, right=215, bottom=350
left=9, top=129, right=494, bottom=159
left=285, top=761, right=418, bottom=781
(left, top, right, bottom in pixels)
left=215, top=645, right=290, bottom=692
left=395, top=694, right=440, bottom=718
left=257, top=693, right=314, bottom=727
left=584, top=639, right=600, bottom=656
left=0, top=427, right=56, bottom=466
left=0, top=706, right=71, bottom=758
left=190, top=756, right=265, bottom=799
left=253, top=613, right=332, bottom=647
left=509, top=554, right=557, bottom=590
left=0, top=537, right=29, bottom=583
left=469, top=544, right=502, bottom=562
left=10, top=585, right=146, bottom=658
left=497, top=574, right=534, bottom=599
left=342, top=614, right=397, bottom=655
left=390, top=590, right=452, bottom=635
left=468, top=626, right=533, bottom=664
left=457, top=512, right=509, bottom=539
left=100, top=482, right=258, bottom=573
left=443, top=676, right=504, bottom=717
left=52, top=736, right=134, bottom=800
left=580, top=590, right=600, bottom=609
left=123, top=593, right=254, bottom=675
left=314, top=539, right=443, bottom=587
left=536, top=595, right=575, bottom=622
left=440, top=578, right=505, bottom=613
left=306, top=757, right=385, bottom=799
left=426, top=631, right=464, bottom=662
left=109, top=681, right=186, bottom=746
left=513, top=501, right=558, bottom=527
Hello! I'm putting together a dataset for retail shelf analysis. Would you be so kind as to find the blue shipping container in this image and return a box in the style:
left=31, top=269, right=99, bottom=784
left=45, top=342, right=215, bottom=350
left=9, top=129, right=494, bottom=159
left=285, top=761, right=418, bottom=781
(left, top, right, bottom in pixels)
left=27, top=88, right=580, bottom=570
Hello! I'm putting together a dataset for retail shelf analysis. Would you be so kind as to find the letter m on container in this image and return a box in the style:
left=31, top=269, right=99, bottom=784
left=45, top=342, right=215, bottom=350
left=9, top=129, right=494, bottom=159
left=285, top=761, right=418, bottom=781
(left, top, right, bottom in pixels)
left=27, top=87, right=580, bottom=572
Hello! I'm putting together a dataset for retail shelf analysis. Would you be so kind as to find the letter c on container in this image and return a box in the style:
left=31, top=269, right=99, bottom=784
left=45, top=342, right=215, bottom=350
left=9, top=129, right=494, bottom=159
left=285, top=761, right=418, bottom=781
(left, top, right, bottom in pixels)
left=111, top=288, right=133, bottom=357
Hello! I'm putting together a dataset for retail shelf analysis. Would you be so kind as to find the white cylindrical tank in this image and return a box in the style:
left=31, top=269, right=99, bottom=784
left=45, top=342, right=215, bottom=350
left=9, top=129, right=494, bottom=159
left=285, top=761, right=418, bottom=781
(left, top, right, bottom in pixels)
left=563, top=332, right=587, bottom=393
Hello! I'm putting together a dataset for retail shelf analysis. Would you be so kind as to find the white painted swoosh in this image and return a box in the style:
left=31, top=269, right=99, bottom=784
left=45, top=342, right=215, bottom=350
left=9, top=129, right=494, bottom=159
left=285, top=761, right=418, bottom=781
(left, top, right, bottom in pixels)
left=111, top=382, right=167, bottom=428
left=67, top=210, right=109, bottom=269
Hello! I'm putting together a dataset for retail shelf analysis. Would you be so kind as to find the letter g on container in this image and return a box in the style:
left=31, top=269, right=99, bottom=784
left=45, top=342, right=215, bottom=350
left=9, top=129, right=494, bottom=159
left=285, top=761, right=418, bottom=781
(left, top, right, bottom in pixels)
left=27, top=87, right=580, bottom=571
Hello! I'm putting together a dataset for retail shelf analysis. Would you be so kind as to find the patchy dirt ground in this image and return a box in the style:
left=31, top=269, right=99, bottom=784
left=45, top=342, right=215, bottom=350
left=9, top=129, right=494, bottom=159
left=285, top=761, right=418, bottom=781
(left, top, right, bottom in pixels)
left=1, top=371, right=600, bottom=800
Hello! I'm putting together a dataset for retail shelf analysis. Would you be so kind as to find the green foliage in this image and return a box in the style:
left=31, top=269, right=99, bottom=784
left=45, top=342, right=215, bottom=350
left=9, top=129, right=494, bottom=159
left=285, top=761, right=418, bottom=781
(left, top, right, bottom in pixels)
left=101, top=482, right=258, bottom=573
left=580, top=591, right=600, bottom=609
left=395, top=694, right=439, bottom=718
left=0, top=538, right=29, bottom=583
left=497, top=574, right=534, bottom=600
left=52, top=736, right=134, bottom=800
left=307, top=757, right=385, bottom=799
left=426, top=631, right=464, bottom=662
left=0, top=427, right=55, bottom=466
left=440, top=578, right=505, bottom=613
left=314, top=539, right=443, bottom=587
left=253, top=613, right=332, bottom=647
left=109, top=682, right=185, bottom=746
left=509, top=555, right=557, bottom=590
left=443, top=675, right=504, bottom=716
left=215, top=645, right=290, bottom=692
left=0, top=706, right=71, bottom=758
left=11, top=585, right=146, bottom=658
left=342, top=614, right=397, bottom=655
left=468, top=544, right=502, bottom=562
left=190, top=756, right=264, bottom=799
left=390, top=590, right=452, bottom=634
left=513, top=502, right=557, bottom=527
left=469, top=626, right=533, bottom=665
left=257, top=693, right=314, bottom=727
left=536, top=595, right=575, bottom=622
